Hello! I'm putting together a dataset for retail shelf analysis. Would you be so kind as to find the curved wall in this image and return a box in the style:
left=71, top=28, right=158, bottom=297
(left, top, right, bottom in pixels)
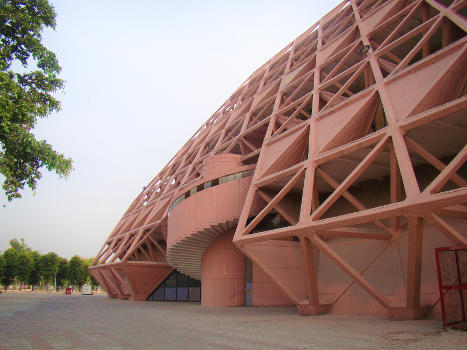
left=202, top=154, right=244, bottom=179
left=167, top=176, right=254, bottom=249
left=201, top=231, right=245, bottom=307
left=166, top=170, right=262, bottom=279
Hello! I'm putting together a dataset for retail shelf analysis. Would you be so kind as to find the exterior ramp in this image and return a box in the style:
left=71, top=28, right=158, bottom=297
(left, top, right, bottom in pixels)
left=167, top=168, right=262, bottom=279
left=167, top=219, right=238, bottom=280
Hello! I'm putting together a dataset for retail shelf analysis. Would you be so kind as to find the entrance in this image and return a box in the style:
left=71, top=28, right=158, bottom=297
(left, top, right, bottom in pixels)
left=245, top=258, right=252, bottom=306
left=147, top=270, right=201, bottom=302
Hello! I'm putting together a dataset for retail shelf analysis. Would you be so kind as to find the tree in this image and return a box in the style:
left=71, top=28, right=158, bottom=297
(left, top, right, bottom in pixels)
left=27, top=250, right=41, bottom=290
left=68, top=255, right=86, bottom=291
left=38, top=251, right=57, bottom=289
left=16, top=250, right=33, bottom=290
left=0, top=254, right=5, bottom=285
left=89, top=273, right=99, bottom=291
left=1, top=247, right=17, bottom=289
left=83, top=257, right=99, bottom=290
left=9, top=238, right=30, bottom=252
left=0, top=0, right=72, bottom=201
left=55, top=256, right=68, bottom=290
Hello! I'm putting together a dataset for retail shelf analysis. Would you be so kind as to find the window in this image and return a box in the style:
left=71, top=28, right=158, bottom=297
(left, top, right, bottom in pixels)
left=168, top=194, right=186, bottom=213
left=168, top=169, right=255, bottom=213
left=147, top=270, right=201, bottom=302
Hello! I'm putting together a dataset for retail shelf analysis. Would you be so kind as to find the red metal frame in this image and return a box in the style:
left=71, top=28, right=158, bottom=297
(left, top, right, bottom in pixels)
left=435, top=246, right=467, bottom=330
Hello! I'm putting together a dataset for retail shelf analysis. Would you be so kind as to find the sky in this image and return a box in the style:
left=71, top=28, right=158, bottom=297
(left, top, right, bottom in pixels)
left=0, top=0, right=342, bottom=258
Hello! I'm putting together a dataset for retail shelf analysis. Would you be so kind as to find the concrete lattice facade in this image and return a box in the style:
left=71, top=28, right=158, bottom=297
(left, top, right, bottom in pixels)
left=90, top=0, right=467, bottom=319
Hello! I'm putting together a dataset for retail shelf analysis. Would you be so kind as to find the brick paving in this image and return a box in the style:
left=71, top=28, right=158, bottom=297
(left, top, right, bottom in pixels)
left=0, top=292, right=465, bottom=350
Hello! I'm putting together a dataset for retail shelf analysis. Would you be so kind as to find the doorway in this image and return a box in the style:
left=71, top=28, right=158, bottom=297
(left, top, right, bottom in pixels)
left=245, top=258, right=252, bottom=306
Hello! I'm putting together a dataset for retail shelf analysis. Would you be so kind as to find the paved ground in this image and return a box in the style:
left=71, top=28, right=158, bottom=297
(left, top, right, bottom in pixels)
left=0, top=292, right=465, bottom=350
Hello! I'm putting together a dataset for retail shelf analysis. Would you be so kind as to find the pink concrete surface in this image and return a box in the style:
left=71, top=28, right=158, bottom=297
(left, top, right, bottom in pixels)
left=202, top=154, right=244, bottom=179
left=165, top=158, right=263, bottom=280
left=91, top=0, right=467, bottom=321
left=201, top=232, right=245, bottom=307
left=244, top=240, right=308, bottom=304
left=89, top=262, right=172, bottom=301
left=252, top=262, right=294, bottom=306
left=167, top=175, right=254, bottom=250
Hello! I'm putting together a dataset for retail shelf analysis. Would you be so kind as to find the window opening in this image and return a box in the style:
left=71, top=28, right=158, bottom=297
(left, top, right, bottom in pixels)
left=168, top=169, right=255, bottom=213
left=147, top=270, right=201, bottom=302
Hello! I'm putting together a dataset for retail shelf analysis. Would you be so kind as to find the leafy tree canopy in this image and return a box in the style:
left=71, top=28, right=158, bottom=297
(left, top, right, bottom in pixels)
left=0, top=254, right=5, bottom=280
left=68, top=255, right=86, bottom=288
left=1, top=247, right=17, bottom=288
left=26, top=250, right=41, bottom=287
left=9, top=238, right=30, bottom=251
left=55, top=256, right=67, bottom=287
left=0, top=238, right=99, bottom=290
left=0, top=0, right=72, bottom=201
left=16, top=249, right=33, bottom=288
left=38, top=251, right=57, bottom=284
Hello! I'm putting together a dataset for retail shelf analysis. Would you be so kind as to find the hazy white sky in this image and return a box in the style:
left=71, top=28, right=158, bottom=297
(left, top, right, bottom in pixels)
left=0, top=0, right=342, bottom=258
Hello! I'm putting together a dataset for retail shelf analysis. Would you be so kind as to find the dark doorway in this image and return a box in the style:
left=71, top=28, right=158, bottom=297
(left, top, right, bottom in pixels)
left=245, top=258, right=252, bottom=306
left=147, top=270, right=201, bottom=302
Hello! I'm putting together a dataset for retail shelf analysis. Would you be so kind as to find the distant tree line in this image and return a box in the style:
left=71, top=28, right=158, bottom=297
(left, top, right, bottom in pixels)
left=0, top=238, right=99, bottom=292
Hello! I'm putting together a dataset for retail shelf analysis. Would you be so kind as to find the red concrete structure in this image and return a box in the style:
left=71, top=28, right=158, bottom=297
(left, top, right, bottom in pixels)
left=90, top=0, right=466, bottom=319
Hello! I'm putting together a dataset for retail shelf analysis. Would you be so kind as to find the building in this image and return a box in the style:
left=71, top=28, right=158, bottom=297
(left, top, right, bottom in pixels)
left=90, top=0, right=467, bottom=320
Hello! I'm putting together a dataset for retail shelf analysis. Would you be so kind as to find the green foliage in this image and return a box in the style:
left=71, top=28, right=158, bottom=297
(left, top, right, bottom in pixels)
left=38, top=251, right=57, bottom=285
left=0, top=0, right=72, bottom=201
left=89, top=273, right=98, bottom=288
left=1, top=238, right=100, bottom=291
left=16, top=250, right=33, bottom=289
left=55, top=256, right=67, bottom=289
left=27, top=250, right=41, bottom=288
left=0, top=254, right=5, bottom=282
left=1, top=247, right=17, bottom=288
left=68, top=255, right=87, bottom=288
left=82, top=257, right=97, bottom=287
left=9, top=238, right=30, bottom=252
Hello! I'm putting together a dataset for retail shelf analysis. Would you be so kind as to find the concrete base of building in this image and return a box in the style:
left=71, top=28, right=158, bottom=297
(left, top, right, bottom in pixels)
left=296, top=302, right=332, bottom=315
left=389, top=305, right=432, bottom=320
